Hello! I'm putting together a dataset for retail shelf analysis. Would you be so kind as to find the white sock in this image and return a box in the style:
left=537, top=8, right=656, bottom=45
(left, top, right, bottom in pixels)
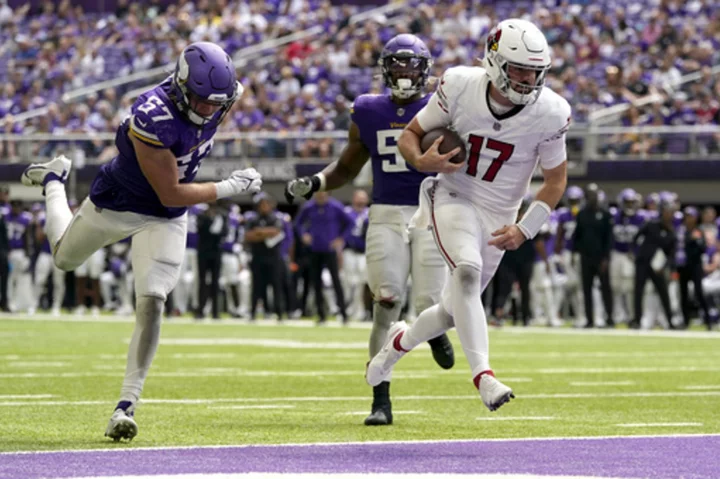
left=120, top=296, right=163, bottom=404
left=400, top=304, right=453, bottom=350
left=450, top=264, right=491, bottom=376
left=44, top=182, right=74, bottom=248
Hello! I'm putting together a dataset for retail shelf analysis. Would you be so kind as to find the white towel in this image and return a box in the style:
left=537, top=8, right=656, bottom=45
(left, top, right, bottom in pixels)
left=408, top=177, right=439, bottom=234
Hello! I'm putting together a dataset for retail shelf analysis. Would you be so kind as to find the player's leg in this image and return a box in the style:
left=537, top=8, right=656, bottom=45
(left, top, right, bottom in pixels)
left=364, top=220, right=411, bottom=426
left=326, top=251, right=347, bottom=322
left=610, top=251, right=626, bottom=322
left=621, top=255, right=636, bottom=323
left=34, top=252, right=53, bottom=312
left=107, top=214, right=186, bottom=442
left=88, top=249, right=106, bottom=316
left=74, top=263, right=89, bottom=315
left=51, top=265, right=65, bottom=315
left=99, top=271, right=117, bottom=310
left=410, top=225, right=454, bottom=368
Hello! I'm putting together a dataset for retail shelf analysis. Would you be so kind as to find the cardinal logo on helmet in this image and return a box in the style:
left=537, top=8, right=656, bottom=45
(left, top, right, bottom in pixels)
left=488, top=28, right=502, bottom=52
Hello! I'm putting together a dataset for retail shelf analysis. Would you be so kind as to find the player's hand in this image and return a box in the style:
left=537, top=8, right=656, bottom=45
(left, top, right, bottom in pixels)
left=331, top=237, right=345, bottom=251
left=417, top=136, right=464, bottom=174
left=488, top=224, right=527, bottom=251
left=285, top=176, right=321, bottom=204
left=302, top=233, right=312, bottom=246
left=216, top=168, right=263, bottom=199
left=600, top=258, right=609, bottom=274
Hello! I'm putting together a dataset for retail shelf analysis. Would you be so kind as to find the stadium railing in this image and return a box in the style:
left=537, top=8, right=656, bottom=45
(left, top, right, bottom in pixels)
left=0, top=125, right=717, bottom=165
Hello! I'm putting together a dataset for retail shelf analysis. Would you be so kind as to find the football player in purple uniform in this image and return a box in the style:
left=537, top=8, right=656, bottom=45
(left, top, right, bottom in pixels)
left=21, top=42, right=262, bottom=441
left=285, top=34, right=455, bottom=426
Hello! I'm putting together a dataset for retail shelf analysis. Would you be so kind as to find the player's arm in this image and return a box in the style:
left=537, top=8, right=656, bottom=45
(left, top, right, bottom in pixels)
left=398, top=97, right=462, bottom=173
left=133, top=136, right=261, bottom=207
left=284, top=122, right=370, bottom=203
left=554, top=222, right=565, bottom=255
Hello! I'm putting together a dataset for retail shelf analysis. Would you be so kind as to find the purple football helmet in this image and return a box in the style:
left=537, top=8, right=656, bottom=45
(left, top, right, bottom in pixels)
left=171, top=42, right=243, bottom=129
left=565, top=185, right=584, bottom=205
left=658, top=191, right=679, bottom=214
left=379, top=34, right=432, bottom=100
left=645, top=192, right=660, bottom=210
left=617, top=188, right=638, bottom=215
left=683, top=206, right=699, bottom=218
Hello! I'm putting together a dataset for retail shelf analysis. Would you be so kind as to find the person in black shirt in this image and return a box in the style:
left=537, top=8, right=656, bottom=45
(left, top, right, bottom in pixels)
left=245, top=194, right=285, bottom=321
left=195, top=204, right=226, bottom=320
left=676, top=206, right=712, bottom=329
left=0, top=185, right=9, bottom=312
left=630, top=195, right=677, bottom=329
left=572, top=184, right=614, bottom=327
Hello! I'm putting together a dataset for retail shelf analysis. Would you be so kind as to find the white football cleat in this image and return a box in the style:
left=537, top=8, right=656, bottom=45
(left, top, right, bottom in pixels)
left=21, top=155, right=72, bottom=187
left=105, top=407, right=138, bottom=442
left=366, top=321, right=409, bottom=387
left=478, top=374, right=514, bottom=412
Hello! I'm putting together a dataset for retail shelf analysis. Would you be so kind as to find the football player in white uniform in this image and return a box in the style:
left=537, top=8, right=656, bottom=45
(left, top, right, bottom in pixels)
left=367, top=19, right=570, bottom=412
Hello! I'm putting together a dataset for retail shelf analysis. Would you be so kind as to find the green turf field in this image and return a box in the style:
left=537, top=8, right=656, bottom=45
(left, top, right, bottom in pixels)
left=0, top=315, right=718, bottom=452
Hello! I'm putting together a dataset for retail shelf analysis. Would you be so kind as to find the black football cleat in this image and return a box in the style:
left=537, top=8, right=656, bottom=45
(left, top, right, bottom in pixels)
left=364, top=404, right=393, bottom=426
left=427, top=333, right=455, bottom=369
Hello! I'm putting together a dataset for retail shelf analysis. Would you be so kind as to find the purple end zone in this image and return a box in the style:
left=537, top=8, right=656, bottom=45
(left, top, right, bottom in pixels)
left=1, top=435, right=719, bottom=479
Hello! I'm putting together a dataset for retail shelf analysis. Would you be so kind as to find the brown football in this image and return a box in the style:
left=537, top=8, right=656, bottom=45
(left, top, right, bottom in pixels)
left=420, top=127, right=467, bottom=164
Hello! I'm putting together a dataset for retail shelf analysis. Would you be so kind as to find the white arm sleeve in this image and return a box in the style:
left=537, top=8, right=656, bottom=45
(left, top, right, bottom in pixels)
left=538, top=97, right=572, bottom=170
left=416, top=91, right=452, bottom=132
left=538, top=135, right=568, bottom=170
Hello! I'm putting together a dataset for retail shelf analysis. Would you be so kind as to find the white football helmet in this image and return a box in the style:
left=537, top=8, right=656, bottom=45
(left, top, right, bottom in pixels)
left=482, top=19, right=551, bottom=105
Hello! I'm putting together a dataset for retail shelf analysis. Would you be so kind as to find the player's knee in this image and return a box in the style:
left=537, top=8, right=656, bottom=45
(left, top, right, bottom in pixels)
left=374, top=286, right=402, bottom=309
left=134, top=260, right=181, bottom=301
left=454, top=263, right=481, bottom=296
left=136, top=295, right=164, bottom=326
left=52, top=250, right=80, bottom=272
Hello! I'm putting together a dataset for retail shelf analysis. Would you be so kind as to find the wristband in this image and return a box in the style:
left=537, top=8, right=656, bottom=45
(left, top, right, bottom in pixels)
left=517, top=200, right=551, bottom=239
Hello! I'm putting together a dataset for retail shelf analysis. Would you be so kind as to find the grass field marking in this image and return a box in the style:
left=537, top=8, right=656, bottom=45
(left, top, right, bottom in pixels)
left=1, top=364, right=719, bottom=379
left=475, top=416, right=556, bottom=421
left=3, top=433, right=720, bottom=456
left=0, top=394, right=55, bottom=399
left=207, top=405, right=297, bottom=410
left=3, top=314, right=719, bottom=338
left=616, top=423, right=703, bottom=428
left=7, top=361, right=70, bottom=368
left=680, top=385, right=720, bottom=390
left=341, top=410, right=424, bottom=416
left=569, top=381, right=636, bottom=386
left=3, top=390, right=720, bottom=408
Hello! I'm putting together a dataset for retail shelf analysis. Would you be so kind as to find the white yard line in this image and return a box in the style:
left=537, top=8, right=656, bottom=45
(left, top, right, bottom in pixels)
left=1, top=390, right=720, bottom=408
left=7, top=361, right=69, bottom=367
left=48, top=474, right=630, bottom=479
left=680, top=385, right=720, bottom=390
left=476, top=416, right=556, bottom=421
left=569, top=381, right=636, bottom=386
left=342, top=410, right=424, bottom=416
left=0, top=394, right=54, bottom=399
left=208, top=405, right=296, bottom=410
left=2, top=314, right=719, bottom=338
left=4, top=433, right=720, bottom=456
left=616, top=423, right=703, bottom=428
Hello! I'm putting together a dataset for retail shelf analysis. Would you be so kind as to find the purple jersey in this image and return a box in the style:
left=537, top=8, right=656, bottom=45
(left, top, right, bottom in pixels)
left=89, top=77, right=217, bottom=219
left=351, top=94, right=434, bottom=206
left=7, top=212, right=31, bottom=250
left=186, top=205, right=203, bottom=250
left=39, top=215, right=51, bottom=254
left=612, top=209, right=646, bottom=253
left=344, top=206, right=369, bottom=253
left=222, top=211, right=241, bottom=253
left=276, top=211, right=293, bottom=260
left=555, top=207, right=577, bottom=251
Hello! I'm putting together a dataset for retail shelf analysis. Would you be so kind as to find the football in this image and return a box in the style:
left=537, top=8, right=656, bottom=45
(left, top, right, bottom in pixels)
left=420, top=127, right=467, bottom=164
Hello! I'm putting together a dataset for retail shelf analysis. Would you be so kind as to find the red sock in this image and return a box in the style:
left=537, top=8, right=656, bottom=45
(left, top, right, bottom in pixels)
left=473, top=370, right=495, bottom=389
left=393, top=331, right=409, bottom=352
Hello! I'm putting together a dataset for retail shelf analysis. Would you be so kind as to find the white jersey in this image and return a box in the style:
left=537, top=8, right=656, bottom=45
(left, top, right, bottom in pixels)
left=416, top=66, right=571, bottom=219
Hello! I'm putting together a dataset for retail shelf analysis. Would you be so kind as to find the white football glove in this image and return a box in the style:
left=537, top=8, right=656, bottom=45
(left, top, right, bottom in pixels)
left=215, top=168, right=263, bottom=199
left=285, top=175, right=321, bottom=204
